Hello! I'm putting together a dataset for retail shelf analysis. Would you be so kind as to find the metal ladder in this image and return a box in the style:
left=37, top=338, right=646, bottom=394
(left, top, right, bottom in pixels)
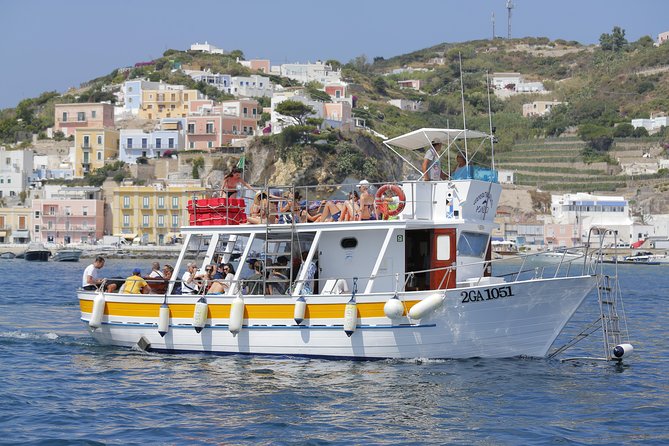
left=263, top=188, right=297, bottom=294
left=597, top=274, right=625, bottom=361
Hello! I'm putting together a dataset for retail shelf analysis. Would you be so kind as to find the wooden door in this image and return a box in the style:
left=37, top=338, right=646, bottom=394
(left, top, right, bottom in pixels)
left=430, top=228, right=456, bottom=290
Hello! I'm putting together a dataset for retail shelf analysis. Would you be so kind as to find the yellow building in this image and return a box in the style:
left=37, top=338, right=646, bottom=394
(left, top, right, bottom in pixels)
left=139, top=88, right=202, bottom=120
left=111, top=181, right=204, bottom=245
left=0, top=206, right=32, bottom=243
left=74, top=128, right=119, bottom=178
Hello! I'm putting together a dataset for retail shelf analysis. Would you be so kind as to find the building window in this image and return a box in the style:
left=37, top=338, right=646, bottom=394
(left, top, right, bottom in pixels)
left=158, top=215, right=165, bottom=227
left=127, top=138, right=133, bottom=149
left=123, top=215, right=130, bottom=227
left=48, top=221, right=53, bottom=229
left=62, top=112, right=68, bottom=122
left=97, top=135, right=102, bottom=144
left=142, top=138, right=147, bottom=148
left=156, top=138, right=162, bottom=148
left=189, top=141, right=194, bottom=149
left=18, top=216, right=26, bottom=229
left=206, top=123, right=214, bottom=133
left=123, top=196, right=130, bottom=208
left=92, top=110, right=97, bottom=118
left=65, top=207, right=71, bottom=216
left=35, top=225, right=40, bottom=233
left=158, top=196, right=165, bottom=209
left=143, top=197, right=149, bottom=208
left=34, top=210, right=40, bottom=219
left=97, top=151, right=102, bottom=161
left=168, top=138, right=174, bottom=148
left=83, top=135, right=90, bottom=147
left=143, top=215, right=149, bottom=227
left=172, top=197, right=179, bottom=209
left=77, top=112, right=86, bottom=121
left=49, top=206, right=55, bottom=215
left=187, top=123, right=195, bottom=133
left=207, top=141, right=213, bottom=148
left=172, top=214, right=179, bottom=227
left=82, top=206, right=88, bottom=216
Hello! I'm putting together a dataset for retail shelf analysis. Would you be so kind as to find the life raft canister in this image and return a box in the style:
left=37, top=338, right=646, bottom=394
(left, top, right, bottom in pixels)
left=375, top=184, right=406, bottom=218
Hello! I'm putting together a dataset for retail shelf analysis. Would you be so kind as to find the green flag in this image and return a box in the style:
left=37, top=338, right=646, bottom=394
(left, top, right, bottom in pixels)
left=237, top=155, right=245, bottom=170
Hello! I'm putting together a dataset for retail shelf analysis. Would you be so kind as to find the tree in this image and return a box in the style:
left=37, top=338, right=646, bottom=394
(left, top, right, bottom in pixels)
left=613, top=123, right=634, bottom=138
left=599, top=26, right=628, bottom=52
left=275, top=100, right=315, bottom=126
left=632, top=126, right=649, bottom=137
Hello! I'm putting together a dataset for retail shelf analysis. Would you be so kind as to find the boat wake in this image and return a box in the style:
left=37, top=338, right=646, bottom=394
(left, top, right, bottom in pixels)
left=0, top=330, right=96, bottom=348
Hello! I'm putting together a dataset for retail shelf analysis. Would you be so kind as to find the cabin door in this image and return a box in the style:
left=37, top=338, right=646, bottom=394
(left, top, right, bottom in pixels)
left=430, top=228, right=456, bottom=290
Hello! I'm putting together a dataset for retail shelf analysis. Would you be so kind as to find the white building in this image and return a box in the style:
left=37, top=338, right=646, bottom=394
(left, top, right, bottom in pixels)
left=388, top=99, right=425, bottom=112
left=119, top=118, right=185, bottom=164
left=0, top=148, right=34, bottom=199
left=492, top=72, right=523, bottom=89
left=497, top=169, right=515, bottom=184
left=229, top=75, right=273, bottom=97
left=33, top=154, right=74, bottom=181
left=190, top=41, right=225, bottom=54
left=550, top=193, right=633, bottom=244
left=279, top=61, right=341, bottom=85
left=631, top=116, right=669, bottom=133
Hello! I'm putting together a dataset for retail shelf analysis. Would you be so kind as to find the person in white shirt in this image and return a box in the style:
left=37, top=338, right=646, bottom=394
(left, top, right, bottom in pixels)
left=81, top=256, right=117, bottom=292
left=148, top=262, right=163, bottom=279
left=181, top=262, right=201, bottom=295
left=422, top=141, right=446, bottom=181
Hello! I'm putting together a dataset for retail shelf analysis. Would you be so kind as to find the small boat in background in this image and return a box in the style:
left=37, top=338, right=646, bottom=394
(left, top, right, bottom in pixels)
left=51, top=248, right=83, bottom=262
left=0, top=252, right=16, bottom=259
left=23, top=243, right=51, bottom=262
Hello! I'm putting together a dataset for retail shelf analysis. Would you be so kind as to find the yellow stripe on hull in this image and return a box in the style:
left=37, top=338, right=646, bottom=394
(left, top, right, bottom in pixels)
left=79, top=298, right=417, bottom=319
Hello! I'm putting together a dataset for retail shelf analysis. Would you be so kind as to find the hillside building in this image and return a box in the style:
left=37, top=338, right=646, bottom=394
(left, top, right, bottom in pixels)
left=0, top=206, right=32, bottom=243
left=73, top=128, right=119, bottom=178
left=54, top=103, right=115, bottom=137
left=0, top=147, right=33, bottom=199
left=522, top=100, right=563, bottom=117
left=120, top=118, right=185, bottom=164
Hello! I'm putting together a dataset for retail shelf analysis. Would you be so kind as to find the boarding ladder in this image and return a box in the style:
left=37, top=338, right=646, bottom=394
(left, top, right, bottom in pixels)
left=262, top=186, right=297, bottom=294
left=597, top=273, right=626, bottom=361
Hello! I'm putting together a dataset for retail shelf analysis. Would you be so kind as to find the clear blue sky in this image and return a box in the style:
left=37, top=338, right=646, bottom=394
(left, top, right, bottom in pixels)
left=1, top=0, right=667, bottom=110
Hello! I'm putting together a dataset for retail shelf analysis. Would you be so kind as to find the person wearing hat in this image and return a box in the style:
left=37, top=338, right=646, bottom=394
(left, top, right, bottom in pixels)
left=123, top=268, right=151, bottom=294
left=422, top=141, right=447, bottom=181
left=357, top=180, right=376, bottom=220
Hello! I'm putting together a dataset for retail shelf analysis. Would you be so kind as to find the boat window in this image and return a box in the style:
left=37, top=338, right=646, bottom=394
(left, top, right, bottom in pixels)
left=212, top=233, right=248, bottom=273
left=340, top=237, right=357, bottom=249
left=458, top=232, right=488, bottom=258
left=436, top=235, right=451, bottom=261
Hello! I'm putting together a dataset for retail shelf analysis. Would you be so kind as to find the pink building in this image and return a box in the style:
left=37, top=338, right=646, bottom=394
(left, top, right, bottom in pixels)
left=249, top=59, right=271, bottom=73
left=186, top=100, right=259, bottom=150
left=323, top=102, right=352, bottom=129
left=54, top=103, right=115, bottom=137
left=325, top=84, right=347, bottom=99
left=32, top=187, right=105, bottom=244
left=544, top=223, right=579, bottom=248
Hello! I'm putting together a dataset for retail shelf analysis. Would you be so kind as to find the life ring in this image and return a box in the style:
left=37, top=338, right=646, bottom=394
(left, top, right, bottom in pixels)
left=375, top=184, right=406, bottom=217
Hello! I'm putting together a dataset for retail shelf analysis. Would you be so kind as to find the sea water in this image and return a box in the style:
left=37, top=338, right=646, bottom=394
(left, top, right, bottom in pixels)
left=0, top=259, right=668, bottom=445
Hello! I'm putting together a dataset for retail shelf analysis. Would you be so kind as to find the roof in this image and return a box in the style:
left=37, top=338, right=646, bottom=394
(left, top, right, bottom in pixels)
left=383, top=128, right=489, bottom=151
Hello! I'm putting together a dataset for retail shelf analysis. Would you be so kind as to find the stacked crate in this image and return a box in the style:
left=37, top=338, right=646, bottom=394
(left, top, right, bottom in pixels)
left=187, top=198, right=248, bottom=226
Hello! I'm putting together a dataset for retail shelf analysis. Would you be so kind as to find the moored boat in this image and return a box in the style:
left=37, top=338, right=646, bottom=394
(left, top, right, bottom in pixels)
left=24, top=243, right=51, bottom=262
left=77, top=128, right=631, bottom=360
left=51, top=248, right=83, bottom=262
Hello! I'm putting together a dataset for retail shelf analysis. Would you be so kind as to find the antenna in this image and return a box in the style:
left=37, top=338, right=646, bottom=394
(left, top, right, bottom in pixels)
left=491, top=12, right=496, bottom=40
left=506, top=0, right=514, bottom=39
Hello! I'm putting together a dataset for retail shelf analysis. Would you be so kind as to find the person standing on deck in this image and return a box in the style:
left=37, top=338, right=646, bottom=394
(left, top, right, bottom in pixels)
left=422, top=141, right=447, bottom=181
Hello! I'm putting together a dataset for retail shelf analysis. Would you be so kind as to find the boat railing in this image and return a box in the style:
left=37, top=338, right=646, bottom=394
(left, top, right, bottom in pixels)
left=187, top=179, right=481, bottom=226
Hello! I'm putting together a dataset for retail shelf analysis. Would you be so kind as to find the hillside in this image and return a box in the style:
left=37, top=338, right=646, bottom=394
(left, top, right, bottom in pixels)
left=1, top=33, right=669, bottom=212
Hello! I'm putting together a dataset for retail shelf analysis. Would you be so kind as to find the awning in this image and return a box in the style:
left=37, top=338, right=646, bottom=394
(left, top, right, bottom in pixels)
left=0, top=231, right=6, bottom=237
left=383, top=128, right=489, bottom=151
left=12, top=230, right=30, bottom=238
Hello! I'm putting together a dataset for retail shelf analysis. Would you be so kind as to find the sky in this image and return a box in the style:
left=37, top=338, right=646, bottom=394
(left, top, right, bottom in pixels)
left=1, top=0, right=668, bottom=110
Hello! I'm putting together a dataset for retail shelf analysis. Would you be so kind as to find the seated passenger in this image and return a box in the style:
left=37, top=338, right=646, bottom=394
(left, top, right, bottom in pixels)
left=243, top=259, right=265, bottom=295
left=151, top=264, right=174, bottom=295
left=451, top=153, right=471, bottom=180
left=181, top=262, right=201, bottom=295
left=267, top=255, right=290, bottom=295
left=247, top=192, right=269, bottom=224
left=81, top=256, right=117, bottom=292
left=124, top=268, right=151, bottom=294
left=358, top=180, right=376, bottom=221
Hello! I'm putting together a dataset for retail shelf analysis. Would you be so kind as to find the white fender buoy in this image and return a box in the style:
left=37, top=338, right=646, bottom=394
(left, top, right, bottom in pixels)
left=384, top=294, right=404, bottom=320
left=192, top=296, right=208, bottom=333
left=343, top=297, right=357, bottom=337
left=408, top=293, right=445, bottom=320
left=158, top=303, right=170, bottom=337
left=229, top=294, right=245, bottom=335
left=294, top=296, right=307, bottom=325
left=89, top=291, right=105, bottom=330
left=613, top=343, right=634, bottom=359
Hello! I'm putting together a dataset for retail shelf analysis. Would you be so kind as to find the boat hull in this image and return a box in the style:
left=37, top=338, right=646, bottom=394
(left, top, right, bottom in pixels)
left=78, top=275, right=596, bottom=359
left=24, top=250, right=51, bottom=261
left=51, top=250, right=83, bottom=262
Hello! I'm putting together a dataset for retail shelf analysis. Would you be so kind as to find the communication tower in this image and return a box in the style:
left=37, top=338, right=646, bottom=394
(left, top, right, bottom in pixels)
left=506, top=0, right=514, bottom=39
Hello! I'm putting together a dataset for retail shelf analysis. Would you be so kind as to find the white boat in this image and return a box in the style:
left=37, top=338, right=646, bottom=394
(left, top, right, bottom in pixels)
left=76, top=128, right=624, bottom=360
left=51, top=248, right=83, bottom=262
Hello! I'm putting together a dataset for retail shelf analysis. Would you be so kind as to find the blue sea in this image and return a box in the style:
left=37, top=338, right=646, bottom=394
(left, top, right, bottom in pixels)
left=0, top=258, right=668, bottom=445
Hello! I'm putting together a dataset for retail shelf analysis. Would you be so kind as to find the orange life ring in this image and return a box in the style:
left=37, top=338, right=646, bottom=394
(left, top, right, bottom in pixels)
left=375, top=184, right=406, bottom=217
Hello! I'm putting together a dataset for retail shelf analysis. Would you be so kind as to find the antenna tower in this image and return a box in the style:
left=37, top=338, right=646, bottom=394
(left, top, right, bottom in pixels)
left=506, top=0, right=514, bottom=39
left=491, top=12, right=496, bottom=39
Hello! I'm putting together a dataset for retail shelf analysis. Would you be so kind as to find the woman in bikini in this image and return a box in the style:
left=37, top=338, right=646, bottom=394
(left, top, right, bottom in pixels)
left=220, top=167, right=255, bottom=198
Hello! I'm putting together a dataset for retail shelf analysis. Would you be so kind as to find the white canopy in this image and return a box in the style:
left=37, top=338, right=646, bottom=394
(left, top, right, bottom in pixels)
left=383, top=128, right=489, bottom=151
